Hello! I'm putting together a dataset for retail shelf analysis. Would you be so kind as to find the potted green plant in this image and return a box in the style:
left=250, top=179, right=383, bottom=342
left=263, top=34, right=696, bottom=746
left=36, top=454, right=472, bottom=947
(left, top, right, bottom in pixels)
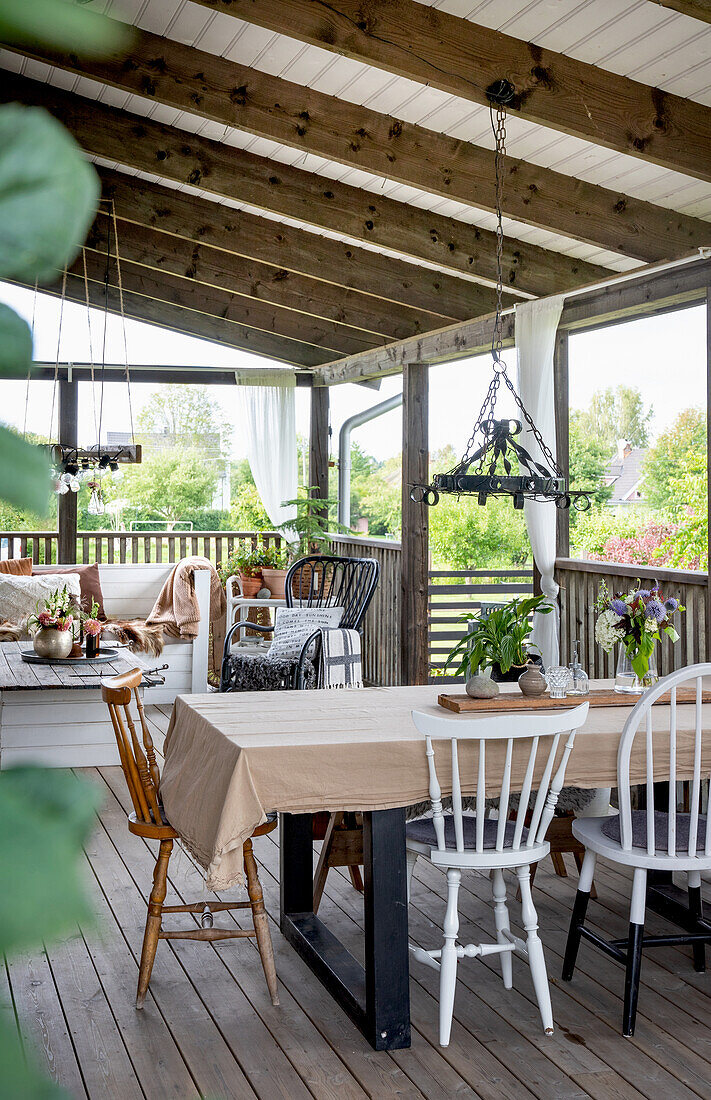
left=260, top=545, right=291, bottom=599
left=445, top=595, right=553, bottom=684
left=232, top=549, right=266, bottom=598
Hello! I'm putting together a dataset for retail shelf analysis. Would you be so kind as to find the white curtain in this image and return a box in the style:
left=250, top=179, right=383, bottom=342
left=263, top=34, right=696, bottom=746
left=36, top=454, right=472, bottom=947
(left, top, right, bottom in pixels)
left=235, top=370, right=297, bottom=536
left=516, top=295, right=565, bottom=670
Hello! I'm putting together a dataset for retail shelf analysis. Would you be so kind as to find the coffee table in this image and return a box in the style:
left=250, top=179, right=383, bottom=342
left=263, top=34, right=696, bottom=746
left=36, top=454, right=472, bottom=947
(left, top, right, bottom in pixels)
left=0, top=640, right=139, bottom=768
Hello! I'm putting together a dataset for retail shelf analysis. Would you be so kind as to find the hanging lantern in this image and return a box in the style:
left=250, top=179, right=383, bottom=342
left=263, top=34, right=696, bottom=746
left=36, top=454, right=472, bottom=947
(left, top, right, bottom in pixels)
left=87, top=482, right=105, bottom=516
left=410, top=79, right=591, bottom=513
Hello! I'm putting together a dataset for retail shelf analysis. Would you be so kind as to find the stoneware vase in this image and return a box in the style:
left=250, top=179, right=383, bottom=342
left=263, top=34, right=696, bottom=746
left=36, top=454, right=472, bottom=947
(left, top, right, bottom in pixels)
left=518, top=661, right=548, bottom=697
left=33, top=626, right=73, bottom=660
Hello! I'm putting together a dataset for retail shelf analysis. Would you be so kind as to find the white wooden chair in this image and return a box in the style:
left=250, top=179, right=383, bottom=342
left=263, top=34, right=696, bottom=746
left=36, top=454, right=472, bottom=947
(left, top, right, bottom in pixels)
left=563, top=663, right=711, bottom=1037
left=406, top=702, right=589, bottom=1046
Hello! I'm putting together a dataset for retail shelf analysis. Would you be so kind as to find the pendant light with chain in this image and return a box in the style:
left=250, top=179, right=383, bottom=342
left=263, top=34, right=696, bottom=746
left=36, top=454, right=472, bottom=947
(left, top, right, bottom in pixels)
left=410, top=80, right=591, bottom=514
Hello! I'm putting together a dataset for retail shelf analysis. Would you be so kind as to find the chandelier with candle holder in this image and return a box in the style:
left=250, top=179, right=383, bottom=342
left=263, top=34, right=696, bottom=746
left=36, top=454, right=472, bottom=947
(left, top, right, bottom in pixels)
left=410, top=79, right=591, bottom=514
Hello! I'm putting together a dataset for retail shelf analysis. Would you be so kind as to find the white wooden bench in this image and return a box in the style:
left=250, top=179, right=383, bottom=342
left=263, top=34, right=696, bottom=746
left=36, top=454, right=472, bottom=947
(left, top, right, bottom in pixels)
left=98, top=563, right=210, bottom=704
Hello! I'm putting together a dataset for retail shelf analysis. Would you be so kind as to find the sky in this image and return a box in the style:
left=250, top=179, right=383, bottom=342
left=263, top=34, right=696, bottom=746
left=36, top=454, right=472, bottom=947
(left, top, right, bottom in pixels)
left=0, top=280, right=706, bottom=466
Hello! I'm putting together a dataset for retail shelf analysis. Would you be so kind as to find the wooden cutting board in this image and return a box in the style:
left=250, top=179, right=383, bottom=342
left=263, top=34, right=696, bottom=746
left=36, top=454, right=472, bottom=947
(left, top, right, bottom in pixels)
left=438, top=687, right=711, bottom=713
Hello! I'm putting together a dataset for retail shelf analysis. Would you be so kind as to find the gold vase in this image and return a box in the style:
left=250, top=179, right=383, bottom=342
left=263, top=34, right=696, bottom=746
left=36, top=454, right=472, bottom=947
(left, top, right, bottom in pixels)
left=33, top=626, right=73, bottom=659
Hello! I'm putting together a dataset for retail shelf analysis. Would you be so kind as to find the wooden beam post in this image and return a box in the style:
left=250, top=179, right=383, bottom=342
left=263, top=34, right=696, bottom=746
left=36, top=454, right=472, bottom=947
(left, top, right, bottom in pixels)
left=706, top=288, right=711, bottom=662
left=57, top=378, right=78, bottom=564
left=309, top=384, right=330, bottom=521
left=554, top=328, right=570, bottom=560
left=400, top=362, right=429, bottom=685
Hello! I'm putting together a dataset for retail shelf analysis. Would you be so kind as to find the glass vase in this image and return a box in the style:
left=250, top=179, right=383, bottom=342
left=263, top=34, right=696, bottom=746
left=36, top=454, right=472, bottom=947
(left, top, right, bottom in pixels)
left=615, top=645, right=658, bottom=694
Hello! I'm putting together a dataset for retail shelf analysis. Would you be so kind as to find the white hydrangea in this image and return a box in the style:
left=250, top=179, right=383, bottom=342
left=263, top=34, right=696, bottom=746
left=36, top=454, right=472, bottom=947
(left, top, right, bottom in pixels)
left=644, top=618, right=658, bottom=633
left=595, top=609, right=624, bottom=652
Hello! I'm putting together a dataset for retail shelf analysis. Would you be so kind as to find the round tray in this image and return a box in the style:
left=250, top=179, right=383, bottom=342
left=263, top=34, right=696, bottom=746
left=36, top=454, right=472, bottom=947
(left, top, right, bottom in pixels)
left=21, top=646, right=120, bottom=666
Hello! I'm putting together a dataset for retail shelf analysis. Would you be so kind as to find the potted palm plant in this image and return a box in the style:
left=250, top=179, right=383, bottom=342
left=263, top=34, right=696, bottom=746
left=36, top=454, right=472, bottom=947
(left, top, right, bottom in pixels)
left=445, top=595, right=552, bottom=684
left=279, top=487, right=351, bottom=595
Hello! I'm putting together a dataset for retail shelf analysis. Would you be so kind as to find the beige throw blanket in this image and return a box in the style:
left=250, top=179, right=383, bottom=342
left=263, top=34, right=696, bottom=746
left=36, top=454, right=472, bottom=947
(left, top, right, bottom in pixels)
left=147, top=557, right=226, bottom=672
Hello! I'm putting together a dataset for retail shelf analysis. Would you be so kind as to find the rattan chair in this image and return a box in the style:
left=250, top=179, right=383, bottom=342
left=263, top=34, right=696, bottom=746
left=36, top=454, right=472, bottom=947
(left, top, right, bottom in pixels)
left=102, top=668, right=279, bottom=1009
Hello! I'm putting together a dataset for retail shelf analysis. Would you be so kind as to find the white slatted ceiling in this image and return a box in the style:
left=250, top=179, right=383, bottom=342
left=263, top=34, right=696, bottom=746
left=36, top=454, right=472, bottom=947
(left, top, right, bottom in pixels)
left=4, top=0, right=711, bottom=282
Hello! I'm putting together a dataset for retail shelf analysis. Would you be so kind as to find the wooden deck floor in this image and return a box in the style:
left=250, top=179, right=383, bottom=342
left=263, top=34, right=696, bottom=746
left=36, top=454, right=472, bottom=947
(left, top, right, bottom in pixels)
left=3, top=704, right=711, bottom=1099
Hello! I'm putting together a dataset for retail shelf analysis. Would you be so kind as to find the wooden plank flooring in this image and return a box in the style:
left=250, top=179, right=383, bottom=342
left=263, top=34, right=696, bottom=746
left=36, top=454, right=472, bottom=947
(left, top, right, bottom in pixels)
left=2, top=704, right=711, bottom=1098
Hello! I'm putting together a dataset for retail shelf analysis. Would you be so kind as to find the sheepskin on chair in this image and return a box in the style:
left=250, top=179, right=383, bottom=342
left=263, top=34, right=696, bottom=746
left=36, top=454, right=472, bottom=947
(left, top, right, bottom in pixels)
left=221, top=652, right=316, bottom=692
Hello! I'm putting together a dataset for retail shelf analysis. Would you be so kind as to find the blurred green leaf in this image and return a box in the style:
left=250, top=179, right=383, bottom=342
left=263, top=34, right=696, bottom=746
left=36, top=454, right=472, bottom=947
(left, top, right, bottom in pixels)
left=0, top=768, right=99, bottom=956
left=0, top=104, right=99, bottom=283
left=0, top=0, right=130, bottom=56
left=0, top=426, right=49, bottom=514
left=0, top=302, right=32, bottom=377
left=0, top=1017, right=68, bottom=1098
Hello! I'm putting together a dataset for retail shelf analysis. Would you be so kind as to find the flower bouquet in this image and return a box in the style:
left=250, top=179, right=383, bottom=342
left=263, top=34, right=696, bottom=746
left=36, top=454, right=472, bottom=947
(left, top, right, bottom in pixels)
left=595, top=581, right=684, bottom=693
left=82, top=599, right=104, bottom=658
left=27, top=584, right=76, bottom=659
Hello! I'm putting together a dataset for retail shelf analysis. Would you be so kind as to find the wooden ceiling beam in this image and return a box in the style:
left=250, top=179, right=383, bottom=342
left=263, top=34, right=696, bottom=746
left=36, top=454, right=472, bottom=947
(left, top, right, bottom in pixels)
left=0, top=72, right=607, bottom=299
left=18, top=21, right=710, bottom=264
left=96, top=170, right=459, bottom=333
left=192, top=0, right=711, bottom=183
left=72, top=245, right=379, bottom=359
left=88, top=207, right=431, bottom=343
left=30, top=272, right=325, bottom=365
left=649, top=2, right=711, bottom=23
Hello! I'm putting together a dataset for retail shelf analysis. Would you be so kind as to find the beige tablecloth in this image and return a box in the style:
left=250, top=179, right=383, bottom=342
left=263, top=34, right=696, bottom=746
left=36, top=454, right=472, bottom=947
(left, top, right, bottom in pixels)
left=160, top=683, right=711, bottom=889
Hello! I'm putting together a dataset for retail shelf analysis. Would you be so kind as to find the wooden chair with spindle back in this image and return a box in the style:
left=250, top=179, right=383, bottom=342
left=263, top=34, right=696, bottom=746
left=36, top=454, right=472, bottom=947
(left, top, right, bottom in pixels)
left=101, top=668, right=279, bottom=1009
left=406, top=702, right=589, bottom=1046
left=563, top=663, right=711, bottom=1037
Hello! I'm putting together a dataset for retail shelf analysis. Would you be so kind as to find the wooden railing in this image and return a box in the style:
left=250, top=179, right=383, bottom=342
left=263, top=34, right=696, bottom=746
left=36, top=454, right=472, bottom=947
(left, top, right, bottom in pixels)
left=556, top=558, right=708, bottom=678
left=429, top=568, right=534, bottom=683
left=0, top=530, right=283, bottom=568
left=330, top=534, right=402, bottom=686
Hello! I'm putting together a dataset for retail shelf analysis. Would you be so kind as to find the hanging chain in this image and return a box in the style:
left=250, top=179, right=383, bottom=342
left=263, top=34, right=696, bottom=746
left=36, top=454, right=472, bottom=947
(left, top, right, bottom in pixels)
left=492, top=99, right=507, bottom=365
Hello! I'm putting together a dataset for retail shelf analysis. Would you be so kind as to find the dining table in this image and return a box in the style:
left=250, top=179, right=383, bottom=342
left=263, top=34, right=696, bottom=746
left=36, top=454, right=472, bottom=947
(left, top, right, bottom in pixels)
left=160, top=681, right=711, bottom=1051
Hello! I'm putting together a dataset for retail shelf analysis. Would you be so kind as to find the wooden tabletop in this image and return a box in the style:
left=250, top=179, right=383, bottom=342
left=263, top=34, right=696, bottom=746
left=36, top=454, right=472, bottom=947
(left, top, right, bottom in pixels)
left=0, top=640, right=136, bottom=691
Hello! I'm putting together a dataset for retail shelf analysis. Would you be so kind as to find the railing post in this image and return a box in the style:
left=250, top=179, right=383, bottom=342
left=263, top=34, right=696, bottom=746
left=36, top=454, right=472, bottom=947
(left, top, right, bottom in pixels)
left=58, top=378, right=78, bottom=564
left=401, top=362, right=429, bottom=685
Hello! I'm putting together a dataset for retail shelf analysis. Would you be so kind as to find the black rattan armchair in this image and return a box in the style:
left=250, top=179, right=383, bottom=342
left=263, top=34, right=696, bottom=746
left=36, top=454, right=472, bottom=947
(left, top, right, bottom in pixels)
left=220, top=554, right=380, bottom=692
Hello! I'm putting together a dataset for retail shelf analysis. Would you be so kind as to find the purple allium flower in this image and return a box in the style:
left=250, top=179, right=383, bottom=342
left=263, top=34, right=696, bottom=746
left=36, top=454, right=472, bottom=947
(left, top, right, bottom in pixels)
left=645, top=598, right=666, bottom=623
left=664, top=597, right=679, bottom=613
left=637, top=589, right=651, bottom=600
left=609, top=598, right=627, bottom=616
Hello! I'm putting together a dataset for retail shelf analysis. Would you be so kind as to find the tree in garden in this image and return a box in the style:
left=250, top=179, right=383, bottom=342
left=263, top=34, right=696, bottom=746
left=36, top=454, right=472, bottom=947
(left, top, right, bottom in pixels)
left=138, top=384, right=231, bottom=449
left=576, top=385, right=652, bottom=450
left=644, top=407, right=706, bottom=512
left=121, top=449, right=219, bottom=527
left=568, top=411, right=613, bottom=510
left=230, top=482, right=272, bottom=530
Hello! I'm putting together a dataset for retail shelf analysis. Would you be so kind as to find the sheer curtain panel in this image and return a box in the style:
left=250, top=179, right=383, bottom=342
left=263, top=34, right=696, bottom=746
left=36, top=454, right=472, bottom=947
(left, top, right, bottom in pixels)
left=516, top=295, right=565, bottom=669
left=235, top=370, right=297, bottom=536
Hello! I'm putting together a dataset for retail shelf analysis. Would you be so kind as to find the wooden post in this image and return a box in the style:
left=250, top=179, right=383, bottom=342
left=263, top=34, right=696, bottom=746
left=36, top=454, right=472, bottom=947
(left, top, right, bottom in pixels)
left=401, top=362, right=429, bottom=685
left=706, top=288, right=711, bottom=662
left=309, top=383, right=329, bottom=521
left=554, top=328, right=570, bottom=559
left=57, top=377, right=78, bottom=564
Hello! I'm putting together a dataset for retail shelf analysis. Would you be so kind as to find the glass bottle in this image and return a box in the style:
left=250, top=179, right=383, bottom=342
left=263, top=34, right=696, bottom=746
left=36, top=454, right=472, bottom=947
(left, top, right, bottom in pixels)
left=568, top=640, right=589, bottom=696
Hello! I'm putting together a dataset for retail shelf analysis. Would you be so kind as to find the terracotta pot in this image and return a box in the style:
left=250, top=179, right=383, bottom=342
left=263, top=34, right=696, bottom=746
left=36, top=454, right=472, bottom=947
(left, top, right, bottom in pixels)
left=261, top=567, right=288, bottom=599
left=239, top=572, right=264, bottom=598
left=33, top=626, right=73, bottom=659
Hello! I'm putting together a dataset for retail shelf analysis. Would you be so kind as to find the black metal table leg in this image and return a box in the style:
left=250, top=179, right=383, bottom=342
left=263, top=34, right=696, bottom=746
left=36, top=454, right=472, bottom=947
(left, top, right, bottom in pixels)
left=280, top=808, right=411, bottom=1051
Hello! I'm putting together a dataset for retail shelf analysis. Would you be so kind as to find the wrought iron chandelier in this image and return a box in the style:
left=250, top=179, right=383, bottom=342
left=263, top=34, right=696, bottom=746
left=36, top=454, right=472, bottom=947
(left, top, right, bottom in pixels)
left=410, top=79, right=591, bottom=514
